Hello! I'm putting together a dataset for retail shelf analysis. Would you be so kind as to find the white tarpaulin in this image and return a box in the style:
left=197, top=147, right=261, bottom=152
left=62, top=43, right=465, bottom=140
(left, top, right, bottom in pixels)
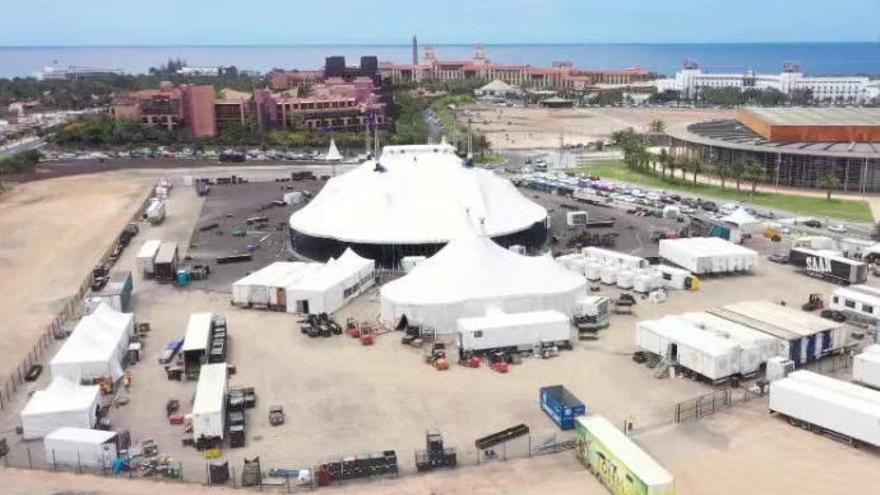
left=286, top=248, right=375, bottom=314
left=44, top=427, right=118, bottom=468
left=50, top=303, right=133, bottom=383
left=21, top=378, right=100, bottom=440
left=721, top=207, right=763, bottom=232
left=381, top=232, right=587, bottom=332
left=290, top=144, right=547, bottom=245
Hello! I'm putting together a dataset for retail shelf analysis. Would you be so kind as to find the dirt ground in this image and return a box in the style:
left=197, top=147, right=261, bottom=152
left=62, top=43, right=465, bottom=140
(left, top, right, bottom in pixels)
left=463, top=106, right=734, bottom=149
left=3, top=165, right=880, bottom=495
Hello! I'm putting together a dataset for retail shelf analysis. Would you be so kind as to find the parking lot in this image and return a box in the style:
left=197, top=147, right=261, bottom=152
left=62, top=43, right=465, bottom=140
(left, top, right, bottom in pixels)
left=3, top=164, right=880, bottom=494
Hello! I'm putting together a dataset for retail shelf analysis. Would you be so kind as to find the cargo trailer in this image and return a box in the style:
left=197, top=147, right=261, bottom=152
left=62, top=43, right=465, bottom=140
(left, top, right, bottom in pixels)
left=708, top=300, right=848, bottom=365
left=787, top=247, right=867, bottom=285
left=829, top=285, right=880, bottom=326
left=575, top=415, right=675, bottom=495
left=769, top=370, right=880, bottom=447
left=457, top=310, right=573, bottom=353
left=572, top=296, right=610, bottom=334
left=658, top=237, right=757, bottom=275
left=182, top=313, right=213, bottom=380
left=154, top=242, right=179, bottom=283
left=853, top=346, right=880, bottom=389
left=136, top=239, right=162, bottom=277
left=636, top=316, right=740, bottom=382
left=539, top=385, right=586, bottom=430
left=191, top=363, right=228, bottom=443
left=43, top=427, right=117, bottom=470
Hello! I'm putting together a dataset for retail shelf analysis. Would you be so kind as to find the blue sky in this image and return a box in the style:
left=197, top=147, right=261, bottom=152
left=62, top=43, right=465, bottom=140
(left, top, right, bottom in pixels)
left=0, top=0, right=876, bottom=46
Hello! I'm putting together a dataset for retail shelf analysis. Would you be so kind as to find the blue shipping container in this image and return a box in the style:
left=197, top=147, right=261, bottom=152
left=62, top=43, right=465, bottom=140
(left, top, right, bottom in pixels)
left=540, top=385, right=586, bottom=430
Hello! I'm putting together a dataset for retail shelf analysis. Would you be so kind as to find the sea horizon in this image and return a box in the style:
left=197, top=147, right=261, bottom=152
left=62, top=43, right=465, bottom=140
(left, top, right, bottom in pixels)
left=0, top=41, right=877, bottom=78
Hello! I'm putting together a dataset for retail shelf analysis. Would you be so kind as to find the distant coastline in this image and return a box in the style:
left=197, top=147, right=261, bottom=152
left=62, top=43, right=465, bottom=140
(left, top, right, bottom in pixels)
left=0, top=42, right=876, bottom=78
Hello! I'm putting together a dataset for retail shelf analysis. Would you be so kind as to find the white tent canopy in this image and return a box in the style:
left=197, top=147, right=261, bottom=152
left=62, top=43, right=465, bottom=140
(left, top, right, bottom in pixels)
left=50, top=303, right=133, bottom=383
left=381, top=232, right=587, bottom=332
left=324, top=139, right=342, bottom=162
left=44, top=427, right=118, bottom=468
left=721, top=207, right=763, bottom=232
left=232, top=262, right=320, bottom=307
left=290, top=144, right=547, bottom=245
left=286, top=248, right=375, bottom=314
left=21, top=378, right=100, bottom=440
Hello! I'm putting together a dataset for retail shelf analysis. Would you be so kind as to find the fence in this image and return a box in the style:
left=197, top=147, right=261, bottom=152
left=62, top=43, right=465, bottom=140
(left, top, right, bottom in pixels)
left=0, top=429, right=578, bottom=492
left=0, top=187, right=155, bottom=411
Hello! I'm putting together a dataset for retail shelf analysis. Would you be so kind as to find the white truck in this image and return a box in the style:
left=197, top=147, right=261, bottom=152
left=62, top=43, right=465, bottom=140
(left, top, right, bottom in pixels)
left=146, top=199, right=166, bottom=225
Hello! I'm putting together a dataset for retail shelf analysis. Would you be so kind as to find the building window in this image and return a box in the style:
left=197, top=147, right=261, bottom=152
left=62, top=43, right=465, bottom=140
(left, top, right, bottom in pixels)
left=845, top=300, right=856, bottom=308
left=863, top=304, right=873, bottom=314
left=832, top=296, right=839, bottom=304
left=473, top=331, right=483, bottom=338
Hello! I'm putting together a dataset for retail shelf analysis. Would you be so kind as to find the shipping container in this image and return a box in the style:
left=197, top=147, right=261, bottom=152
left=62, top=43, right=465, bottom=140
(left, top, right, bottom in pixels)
left=457, top=310, right=573, bottom=353
left=769, top=371, right=880, bottom=447
left=136, top=239, right=162, bottom=277
left=540, top=385, right=586, bottom=430
left=191, top=363, right=228, bottom=442
left=575, top=416, right=675, bottom=495
left=659, top=237, right=757, bottom=275
left=853, top=348, right=880, bottom=389
left=787, top=247, right=867, bottom=285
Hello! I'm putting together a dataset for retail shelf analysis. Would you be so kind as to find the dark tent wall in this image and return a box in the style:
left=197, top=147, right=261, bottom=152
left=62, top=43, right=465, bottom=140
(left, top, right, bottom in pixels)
left=290, top=219, right=549, bottom=268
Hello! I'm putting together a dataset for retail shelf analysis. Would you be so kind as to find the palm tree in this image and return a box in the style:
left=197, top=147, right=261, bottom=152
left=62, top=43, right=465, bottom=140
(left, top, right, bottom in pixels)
left=658, top=149, right=669, bottom=178
left=744, top=162, right=766, bottom=198
left=731, top=162, right=746, bottom=193
left=648, top=119, right=666, bottom=135
left=818, top=173, right=841, bottom=200
left=679, top=156, right=690, bottom=181
left=666, top=154, right=676, bottom=181
left=715, top=160, right=730, bottom=190
left=691, top=158, right=701, bottom=185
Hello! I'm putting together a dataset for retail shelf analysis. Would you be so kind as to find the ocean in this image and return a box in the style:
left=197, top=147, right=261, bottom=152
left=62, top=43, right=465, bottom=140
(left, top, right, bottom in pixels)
left=0, top=43, right=877, bottom=79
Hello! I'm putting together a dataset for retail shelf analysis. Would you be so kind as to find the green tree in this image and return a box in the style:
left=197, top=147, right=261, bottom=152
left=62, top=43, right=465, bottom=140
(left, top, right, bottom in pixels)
left=818, top=173, right=841, bottom=200
left=731, top=162, right=746, bottom=193
left=744, top=162, right=766, bottom=198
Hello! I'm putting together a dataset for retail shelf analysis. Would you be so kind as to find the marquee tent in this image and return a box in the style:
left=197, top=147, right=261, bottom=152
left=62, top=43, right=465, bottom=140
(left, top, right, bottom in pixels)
left=21, top=378, right=100, bottom=440
left=380, top=232, right=587, bottom=332
left=721, top=207, right=763, bottom=232
left=286, top=248, right=375, bottom=314
left=50, top=303, right=133, bottom=383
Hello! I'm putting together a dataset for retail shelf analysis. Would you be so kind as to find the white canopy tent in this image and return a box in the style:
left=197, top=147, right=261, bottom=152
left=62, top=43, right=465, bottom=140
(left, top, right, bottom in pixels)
left=324, top=139, right=342, bottom=162
left=381, top=232, right=587, bottom=332
left=21, top=378, right=100, bottom=440
left=44, top=427, right=118, bottom=469
left=286, top=248, right=375, bottom=314
left=721, top=207, right=763, bottom=233
left=50, top=303, right=133, bottom=383
left=290, top=144, right=547, bottom=245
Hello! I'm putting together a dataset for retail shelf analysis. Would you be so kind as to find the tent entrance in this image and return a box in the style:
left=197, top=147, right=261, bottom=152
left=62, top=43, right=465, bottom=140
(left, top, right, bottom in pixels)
left=276, top=288, right=287, bottom=310
left=668, top=343, right=678, bottom=362
left=296, top=300, right=310, bottom=314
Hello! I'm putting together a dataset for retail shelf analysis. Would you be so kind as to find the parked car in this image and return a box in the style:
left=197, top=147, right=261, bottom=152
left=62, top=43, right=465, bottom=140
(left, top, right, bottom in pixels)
left=827, top=224, right=847, bottom=234
left=802, top=219, right=823, bottom=228
left=701, top=201, right=718, bottom=212
left=768, top=254, right=789, bottom=264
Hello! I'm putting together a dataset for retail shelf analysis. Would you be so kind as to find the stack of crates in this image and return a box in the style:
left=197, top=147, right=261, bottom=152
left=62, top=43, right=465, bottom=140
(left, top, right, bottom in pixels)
left=415, top=429, right=457, bottom=472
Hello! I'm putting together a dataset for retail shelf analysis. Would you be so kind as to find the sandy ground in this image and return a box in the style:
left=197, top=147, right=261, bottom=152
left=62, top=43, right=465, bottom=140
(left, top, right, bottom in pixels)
left=463, top=106, right=734, bottom=149
left=3, top=165, right=880, bottom=494
left=0, top=174, right=152, bottom=375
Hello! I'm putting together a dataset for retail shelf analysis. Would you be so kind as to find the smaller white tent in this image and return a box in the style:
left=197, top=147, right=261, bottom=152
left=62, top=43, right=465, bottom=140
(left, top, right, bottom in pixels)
left=721, top=207, right=763, bottom=233
left=44, top=427, right=118, bottom=469
left=286, top=248, right=375, bottom=314
left=21, top=378, right=100, bottom=440
left=50, top=303, right=133, bottom=383
left=324, top=139, right=342, bottom=162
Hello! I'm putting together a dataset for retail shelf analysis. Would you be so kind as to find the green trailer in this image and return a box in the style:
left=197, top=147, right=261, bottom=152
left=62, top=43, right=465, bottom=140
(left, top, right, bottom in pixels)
left=575, top=416, right=675, bottom=495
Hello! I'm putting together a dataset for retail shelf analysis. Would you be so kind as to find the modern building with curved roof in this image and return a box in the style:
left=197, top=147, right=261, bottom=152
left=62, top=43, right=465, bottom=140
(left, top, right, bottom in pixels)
left=289, top=143, right=548, bottom=266
left=667, top=107, right=880, bottom=193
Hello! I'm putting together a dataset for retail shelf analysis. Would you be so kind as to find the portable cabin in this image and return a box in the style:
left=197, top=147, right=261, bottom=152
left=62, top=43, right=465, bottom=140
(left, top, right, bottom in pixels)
left=677, top=311, right=781, bottom=376
left=44, top=428, right=118, bottom=469
left=708, top=300, right=847, bottom=365
left=658, top=237, right=757, bottom=275
left=136, top=239, right=162, bottom=277
left=830, top=285, right=880, bottom=326
left=457, top=310, right=573, bottom=353
left=153, top=242, right=179, bottom=283
left=636, top=316, right=741, bottom=381
left=182, top=313, right=213, bottom=380
left=191, top=363, right=228, bottom=443
left=575, top=415, right=675, bottom=495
